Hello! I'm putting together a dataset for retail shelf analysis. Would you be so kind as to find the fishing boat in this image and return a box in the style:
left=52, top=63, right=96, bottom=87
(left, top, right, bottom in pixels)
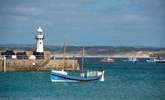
left=128, top=57, right=138, bottom=62
left=100, top=58, right=114, bottom=63
left=146, top=57, right=157, bottom=63
left=146, top=57, right=165, bottom=63
left=156, top=57, right=165, bottom=63
left=156, top=59, right=165, bottom=63
left=50, top=39, right=104, bottom=82
left=123, top=57, right=138, bottom=63
left=50, top=70, right=104, bottom=82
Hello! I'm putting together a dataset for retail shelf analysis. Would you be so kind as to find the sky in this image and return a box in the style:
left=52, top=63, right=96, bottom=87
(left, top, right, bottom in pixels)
left=0, top=0, right=165, bottom=47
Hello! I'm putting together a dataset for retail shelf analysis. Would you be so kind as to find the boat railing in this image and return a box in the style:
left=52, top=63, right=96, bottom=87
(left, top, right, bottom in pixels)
left=86, top=71, right=100, bottom=77
left=80, top=70, right=102, bottom=78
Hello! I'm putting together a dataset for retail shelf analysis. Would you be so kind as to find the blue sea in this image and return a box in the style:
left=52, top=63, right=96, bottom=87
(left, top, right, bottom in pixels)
left=0, top=58, right=165, bottom=100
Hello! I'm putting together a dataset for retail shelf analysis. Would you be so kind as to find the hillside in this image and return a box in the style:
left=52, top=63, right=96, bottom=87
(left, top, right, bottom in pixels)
left=0, top=44, right=165, bottom=58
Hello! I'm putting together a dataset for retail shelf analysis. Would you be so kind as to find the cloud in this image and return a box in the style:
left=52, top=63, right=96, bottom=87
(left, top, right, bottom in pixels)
left=83, top=0, right=139, bottom=11
left=0, top=0, right=165, bottom=47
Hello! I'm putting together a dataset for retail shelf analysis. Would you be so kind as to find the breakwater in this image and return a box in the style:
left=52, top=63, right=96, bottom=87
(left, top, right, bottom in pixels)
left=0, top=59, right=80, bottom=72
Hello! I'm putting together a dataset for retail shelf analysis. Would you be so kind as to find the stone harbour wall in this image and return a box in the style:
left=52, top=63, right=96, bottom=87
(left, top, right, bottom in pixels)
left=0, top=59, right=80, bottom=72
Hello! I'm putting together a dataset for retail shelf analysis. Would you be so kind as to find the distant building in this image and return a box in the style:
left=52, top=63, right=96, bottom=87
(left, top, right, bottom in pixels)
left=16, top=52, right=28, bottom=59
left=1, top=50, right=15, bottom=59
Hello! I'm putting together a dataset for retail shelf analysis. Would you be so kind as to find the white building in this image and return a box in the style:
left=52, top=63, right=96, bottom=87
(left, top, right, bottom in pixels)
left=36, top=26, right=44, bottom=52
left=34, top=26, right=44, bottom=59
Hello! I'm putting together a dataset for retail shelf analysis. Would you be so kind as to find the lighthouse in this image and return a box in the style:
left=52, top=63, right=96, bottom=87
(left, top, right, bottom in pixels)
left=34, top=26, right=44, bottom=59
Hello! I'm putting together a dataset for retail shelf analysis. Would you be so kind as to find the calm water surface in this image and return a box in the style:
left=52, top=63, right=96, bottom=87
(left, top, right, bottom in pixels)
left=0, top=58, right=165, bottom=100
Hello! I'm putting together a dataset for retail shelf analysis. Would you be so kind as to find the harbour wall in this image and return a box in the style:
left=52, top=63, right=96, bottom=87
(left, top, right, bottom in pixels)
left=0, top=59, right=80, bottom=72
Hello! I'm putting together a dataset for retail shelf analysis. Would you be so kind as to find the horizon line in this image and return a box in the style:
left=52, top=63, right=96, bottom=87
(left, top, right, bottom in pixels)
left=0, top=43, right=165, bottom=49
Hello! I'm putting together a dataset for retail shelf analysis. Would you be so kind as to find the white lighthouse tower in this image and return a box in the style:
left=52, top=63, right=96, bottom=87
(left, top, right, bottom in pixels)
left=35, top=26, right=44, bottom=59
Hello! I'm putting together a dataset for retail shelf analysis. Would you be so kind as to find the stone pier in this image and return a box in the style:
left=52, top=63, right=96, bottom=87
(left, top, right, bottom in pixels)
left=0, top=59, right=80, bottom=72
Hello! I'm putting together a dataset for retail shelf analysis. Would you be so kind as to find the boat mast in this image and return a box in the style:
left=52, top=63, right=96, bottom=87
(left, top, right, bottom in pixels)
left=63, top=38, right=67, bottom=69
left=81, top=48, right=84, bottom=72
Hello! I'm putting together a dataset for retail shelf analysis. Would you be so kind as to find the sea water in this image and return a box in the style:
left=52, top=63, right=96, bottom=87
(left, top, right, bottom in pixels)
left=0, top=58, right=165, bottom=100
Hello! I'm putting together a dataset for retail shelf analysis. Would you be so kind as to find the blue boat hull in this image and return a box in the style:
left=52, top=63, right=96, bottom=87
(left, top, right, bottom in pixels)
left=50, top=71, right=102, bottom=82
